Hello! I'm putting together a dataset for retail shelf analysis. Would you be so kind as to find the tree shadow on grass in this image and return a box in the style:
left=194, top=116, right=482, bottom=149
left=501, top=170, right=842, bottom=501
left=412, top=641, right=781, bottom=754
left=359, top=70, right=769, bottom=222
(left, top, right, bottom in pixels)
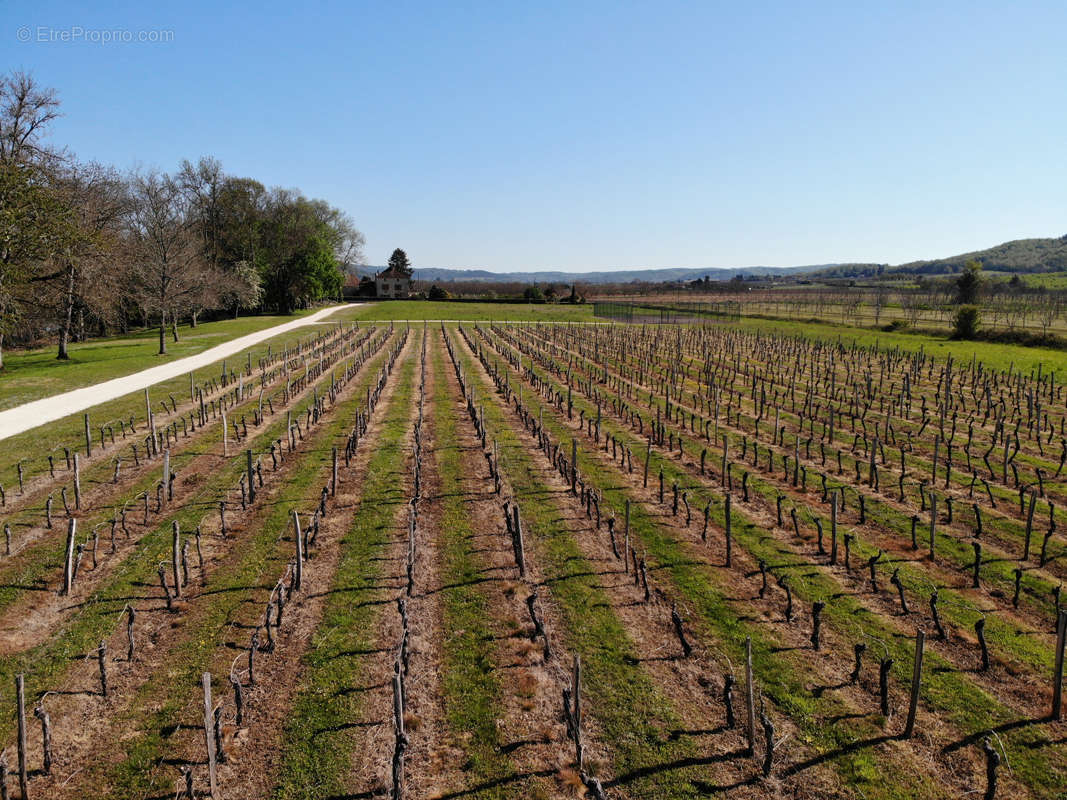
left=313, top=719, right=381, bottom=738
left=431, top=768, right=557, bottom=799
left=606, top=748, right=750, bottom=787
left=941, top=715, right=1052, bottom=755
left=780, top=733, right=895, bottom=776
left=667, top=724, right=730, bottom=740
left=332, top=680, right=389, bottom=698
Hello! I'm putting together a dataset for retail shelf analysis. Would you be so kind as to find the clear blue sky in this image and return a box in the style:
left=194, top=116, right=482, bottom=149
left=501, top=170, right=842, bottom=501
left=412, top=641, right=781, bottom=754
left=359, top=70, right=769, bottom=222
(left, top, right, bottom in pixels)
left=5, top=1, right=1066, bottom=271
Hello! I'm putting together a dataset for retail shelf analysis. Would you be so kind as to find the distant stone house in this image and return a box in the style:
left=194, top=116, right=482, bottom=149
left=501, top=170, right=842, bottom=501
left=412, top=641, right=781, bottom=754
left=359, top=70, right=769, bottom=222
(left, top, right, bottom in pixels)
left=374, top=265, right=412, bottom=298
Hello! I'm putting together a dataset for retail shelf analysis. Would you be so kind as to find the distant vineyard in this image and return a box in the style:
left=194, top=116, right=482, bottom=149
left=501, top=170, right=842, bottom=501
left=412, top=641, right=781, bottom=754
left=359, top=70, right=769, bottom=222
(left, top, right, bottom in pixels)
left=593, top=300, right=742, bottom=324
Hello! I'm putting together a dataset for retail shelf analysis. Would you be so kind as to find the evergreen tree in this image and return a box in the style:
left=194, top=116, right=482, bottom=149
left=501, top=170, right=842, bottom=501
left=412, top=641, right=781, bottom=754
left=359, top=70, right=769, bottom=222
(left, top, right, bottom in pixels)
left=956, top=259, right=983, bottom=304
left=388, top=248, right=412, bottom=277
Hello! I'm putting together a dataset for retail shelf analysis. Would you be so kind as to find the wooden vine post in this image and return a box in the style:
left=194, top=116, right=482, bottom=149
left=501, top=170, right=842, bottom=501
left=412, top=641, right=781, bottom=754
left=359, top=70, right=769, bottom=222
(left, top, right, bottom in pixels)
left=62, top=518, right=77, bottom=595
left=73, top=452, right=82, bottom=510
left=246, top=449, right=256, bottom=503
left=830, top=493, right=838, bottom=565
left=724, top=492, right=733, bottom=567
left=744, top=635, right=756, bottom=756
left=332, top=446, right=338, bottom=496
left=1053, top=608, right=1067, bottom=721
left=902, top=629, right=925, bottom=739
left=572, top=656, right=584, bottom=770
left=172, top=521, right=182, bottom=599
left=293, top=510, right=304, bottom=590
left=16, top=674, right=27, bottom=800
left=392, top=671, right=407, bottom=800
left=571, top=439, right=578, bottom=495
left=928, top=492, right=937, bottom=561
left=512, top=505, right=526, bottom=578
left=202, top=673, right=218, bottom=797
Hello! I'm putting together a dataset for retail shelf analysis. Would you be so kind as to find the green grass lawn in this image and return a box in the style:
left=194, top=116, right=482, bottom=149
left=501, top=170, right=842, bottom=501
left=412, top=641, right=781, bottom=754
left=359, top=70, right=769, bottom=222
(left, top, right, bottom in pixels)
left=338, top=299, right=595, bottom=322
left=1019, top=271, right=1067, bottom=289
left=0, top=310, right=327, bottom=411
left=738, top=316, right=1067, bottom=374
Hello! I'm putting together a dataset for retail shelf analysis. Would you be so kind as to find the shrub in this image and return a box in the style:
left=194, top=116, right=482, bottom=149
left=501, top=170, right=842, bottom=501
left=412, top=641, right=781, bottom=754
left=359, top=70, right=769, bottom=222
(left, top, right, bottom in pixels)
left=952, top=305, right=981, bottom=339
left=427, top=284, right=450, bottom=301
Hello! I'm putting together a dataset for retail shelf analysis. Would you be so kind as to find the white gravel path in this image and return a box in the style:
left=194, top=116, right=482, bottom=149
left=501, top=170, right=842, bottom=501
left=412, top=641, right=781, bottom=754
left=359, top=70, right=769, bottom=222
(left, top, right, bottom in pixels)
left=0, top=304, right=355, bottom=442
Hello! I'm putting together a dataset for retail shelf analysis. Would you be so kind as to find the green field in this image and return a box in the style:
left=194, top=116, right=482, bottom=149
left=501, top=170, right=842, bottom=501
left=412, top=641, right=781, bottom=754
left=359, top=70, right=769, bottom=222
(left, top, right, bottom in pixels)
left=337, top=299, right=595, bottom=322
left=1021, top=271, right=1067, bottom=289
left=0, top=310, right=323, bottom=411
left=738, top=316, right=1067, bottom=374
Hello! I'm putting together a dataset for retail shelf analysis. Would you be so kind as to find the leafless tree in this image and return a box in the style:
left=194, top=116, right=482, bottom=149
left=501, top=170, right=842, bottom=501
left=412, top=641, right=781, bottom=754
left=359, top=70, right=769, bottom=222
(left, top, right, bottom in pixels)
left=124, top=170, right=207, bottom=354
left=898, top=291, right=922, bottom=326
left=0, top=70, right=62, bottom=166
left=1036, top=292, right=1064, bottom=336
left=0, top=71, right=67, bottom=369
left=871, top=286, right=889, bottom=326
left=48, top=162, right=128, bottom=358
left=178, top=156, right=225, bottom=271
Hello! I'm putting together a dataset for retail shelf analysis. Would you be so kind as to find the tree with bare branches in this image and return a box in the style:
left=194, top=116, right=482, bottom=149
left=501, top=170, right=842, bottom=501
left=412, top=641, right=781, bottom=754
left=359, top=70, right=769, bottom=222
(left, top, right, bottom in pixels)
left=124, top=170, right=206, bottom=355
left=0, top=70, right=66, bottom=368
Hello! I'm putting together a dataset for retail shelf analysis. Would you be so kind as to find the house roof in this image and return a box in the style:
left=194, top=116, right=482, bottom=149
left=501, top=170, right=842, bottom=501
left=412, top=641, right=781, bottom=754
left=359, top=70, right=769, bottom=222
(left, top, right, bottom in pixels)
left=375, top=265, right=411, bottom=280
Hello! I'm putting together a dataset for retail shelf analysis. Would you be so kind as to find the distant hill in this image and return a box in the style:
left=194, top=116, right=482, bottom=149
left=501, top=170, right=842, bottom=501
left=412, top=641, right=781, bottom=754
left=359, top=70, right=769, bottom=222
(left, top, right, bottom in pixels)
left=814, top=236, right=1067, bottom=279
left=349, top=235, right=1067, bottom=285
left=894, top=236, right=1067, bottom=275
left=353, top=264, right=832, bottom=285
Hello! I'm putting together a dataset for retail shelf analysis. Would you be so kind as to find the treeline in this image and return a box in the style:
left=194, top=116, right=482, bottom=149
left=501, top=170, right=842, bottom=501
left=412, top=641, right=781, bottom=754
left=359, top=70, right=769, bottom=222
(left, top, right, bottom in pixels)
left=0, top=71, right=363, bottom=365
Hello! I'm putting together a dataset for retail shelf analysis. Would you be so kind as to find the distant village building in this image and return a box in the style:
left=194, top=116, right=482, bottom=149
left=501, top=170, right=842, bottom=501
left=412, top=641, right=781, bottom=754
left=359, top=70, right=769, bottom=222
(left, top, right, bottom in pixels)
left=374, top=264, right=412, bottom=298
